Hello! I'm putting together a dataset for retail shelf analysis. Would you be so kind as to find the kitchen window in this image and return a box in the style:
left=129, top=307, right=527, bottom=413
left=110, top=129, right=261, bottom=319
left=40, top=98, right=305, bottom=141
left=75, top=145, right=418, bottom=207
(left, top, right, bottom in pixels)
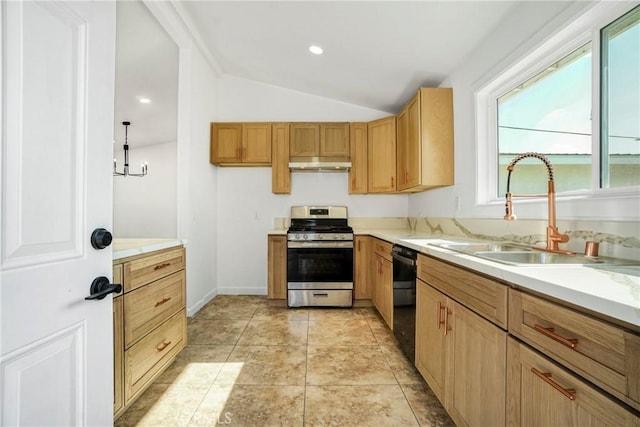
left=479, top=3, right=639, bottom=204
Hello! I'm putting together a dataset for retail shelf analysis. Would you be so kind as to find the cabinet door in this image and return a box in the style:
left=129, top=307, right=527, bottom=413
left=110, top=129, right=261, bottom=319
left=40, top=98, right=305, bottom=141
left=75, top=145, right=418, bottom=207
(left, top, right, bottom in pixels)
left=210, top=123, right=243, bottom=163
left=419, top=88, right=454, bottom=187
left=349, top=122, right=368, bottom=194
left=290, top=123, right=320, bottom=156
left=320, top=123, right=350, bottom=157
left=113, top=296, right=124, bottom=417
left=242, top=123, right=272, bottom=163
left=403, top=94, right=421, bottom=189
left=271, top=123, right=290, bottom=194
left=379, top=257, right=393, bottom=328
left=447, top=299, right=506, bottom=427
left=268, top=235, right=287, bottom=299
left=507, top=337, right=640, bottom=427
left=396, top=106, right=408, bottom=189
left=354, top=236, right=371, bottom=299
left=367, top=116, right=396, bottom=193
left=416, top=280, right=448, bottom=402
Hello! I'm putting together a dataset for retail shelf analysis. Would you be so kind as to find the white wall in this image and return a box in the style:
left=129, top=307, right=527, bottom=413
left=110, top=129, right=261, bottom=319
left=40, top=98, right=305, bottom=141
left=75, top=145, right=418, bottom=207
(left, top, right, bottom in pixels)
left=215, top=76, right=408, bottom=294
left=177, top=47, right=220, bottom=314
left=113, top=142, right=177, bottom=237
left=408, top=1, right=639, bottom=222
left=145, top=1, right=220, bottom=315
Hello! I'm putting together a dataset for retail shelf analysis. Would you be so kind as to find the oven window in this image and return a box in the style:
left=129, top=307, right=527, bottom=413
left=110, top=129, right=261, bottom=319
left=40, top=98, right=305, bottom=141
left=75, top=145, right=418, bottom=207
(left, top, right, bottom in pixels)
left=287, top=247, right=353, bottom=283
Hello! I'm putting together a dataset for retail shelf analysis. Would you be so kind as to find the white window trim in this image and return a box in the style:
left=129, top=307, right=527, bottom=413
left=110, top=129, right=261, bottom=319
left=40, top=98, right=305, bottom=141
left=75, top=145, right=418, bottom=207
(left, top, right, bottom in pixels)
left=475, top=2, right=639, bottom=218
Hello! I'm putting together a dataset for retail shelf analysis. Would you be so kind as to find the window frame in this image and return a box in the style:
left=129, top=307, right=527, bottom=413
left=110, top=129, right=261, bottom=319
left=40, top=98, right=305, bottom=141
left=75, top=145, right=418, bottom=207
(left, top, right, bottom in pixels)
left=475, top=2, right=639, bottom=209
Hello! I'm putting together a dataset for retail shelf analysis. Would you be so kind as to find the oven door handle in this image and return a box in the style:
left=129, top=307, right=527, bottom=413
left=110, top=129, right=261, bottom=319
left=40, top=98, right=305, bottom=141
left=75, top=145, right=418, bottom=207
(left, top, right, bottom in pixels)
left=287, top=241, right=354, bottom=249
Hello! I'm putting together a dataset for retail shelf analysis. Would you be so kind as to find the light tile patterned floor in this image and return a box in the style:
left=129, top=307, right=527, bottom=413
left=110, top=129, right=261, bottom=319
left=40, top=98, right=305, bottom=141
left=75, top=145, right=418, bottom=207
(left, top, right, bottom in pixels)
left=116, top=295, right=455, bottom=427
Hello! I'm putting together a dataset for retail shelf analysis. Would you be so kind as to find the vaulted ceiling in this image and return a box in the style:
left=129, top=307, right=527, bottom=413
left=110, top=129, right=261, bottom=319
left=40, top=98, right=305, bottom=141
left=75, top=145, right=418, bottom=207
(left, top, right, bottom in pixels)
left=114, top=1, right=521, bottom=147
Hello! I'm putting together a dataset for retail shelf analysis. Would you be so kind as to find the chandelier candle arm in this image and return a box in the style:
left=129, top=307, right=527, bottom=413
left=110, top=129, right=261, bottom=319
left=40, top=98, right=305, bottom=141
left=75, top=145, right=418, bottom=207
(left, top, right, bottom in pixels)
left=113, top=121, right=147, bottom=177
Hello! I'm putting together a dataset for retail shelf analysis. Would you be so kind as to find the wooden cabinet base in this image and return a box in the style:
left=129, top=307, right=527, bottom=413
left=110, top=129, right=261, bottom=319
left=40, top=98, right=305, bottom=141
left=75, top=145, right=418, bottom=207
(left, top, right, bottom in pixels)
left=507, top=337, right=640, bottom=426
left=113, top=245, right=187, bottom=419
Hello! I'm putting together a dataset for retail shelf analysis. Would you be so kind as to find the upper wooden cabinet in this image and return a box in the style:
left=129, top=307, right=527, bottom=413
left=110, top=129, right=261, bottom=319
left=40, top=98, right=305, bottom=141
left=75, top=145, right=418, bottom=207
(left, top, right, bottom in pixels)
left=289, top=123, right=319, bottom=156
left=210, top=122, right=272, bottom=165
left=271, top=123, right=291, bottom=194
left=367, top=116, right=396, bottom=193
left=396, top=88, right=454, bottom=191
left=290, top=122, right=350, bottom=158
left=320, top=123, right=350, bottom=157
left=349, top=123, right=368, bottom=194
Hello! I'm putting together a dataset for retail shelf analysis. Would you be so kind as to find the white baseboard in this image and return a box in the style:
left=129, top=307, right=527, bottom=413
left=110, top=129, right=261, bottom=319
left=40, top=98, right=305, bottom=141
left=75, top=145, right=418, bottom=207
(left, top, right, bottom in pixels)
left=187, top=288, right=218, bottom=317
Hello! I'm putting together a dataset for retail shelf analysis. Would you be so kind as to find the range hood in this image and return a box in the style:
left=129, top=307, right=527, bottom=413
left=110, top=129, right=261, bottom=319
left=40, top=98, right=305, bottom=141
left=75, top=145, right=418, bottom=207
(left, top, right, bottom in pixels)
left=288, top=156, right=351, bottom=172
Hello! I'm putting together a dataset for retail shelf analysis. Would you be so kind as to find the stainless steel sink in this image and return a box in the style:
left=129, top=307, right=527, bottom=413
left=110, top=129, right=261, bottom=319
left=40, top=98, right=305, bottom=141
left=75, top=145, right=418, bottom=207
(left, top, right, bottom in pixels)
left=473, top=251, right=603, bottom=265
left=428, top=240, right=637, bottom=267
left=435, top=242, right=532, bottom=253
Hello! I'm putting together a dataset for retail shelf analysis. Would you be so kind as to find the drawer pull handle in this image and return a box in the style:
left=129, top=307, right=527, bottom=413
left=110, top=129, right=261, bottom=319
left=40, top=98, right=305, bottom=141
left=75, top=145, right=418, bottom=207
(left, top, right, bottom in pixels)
left=531, top=368, right=576, bottom=400
left=156, top=341, right=172, bottom=352
left=155, top=297, right=171, bottom=307
left=436, top=302, right=445, bottom=329
left=154, top=262, right=171, bottom=271
left=444, top=307, right=450, bottom=336
left=534, top=324, right=578, bottom=349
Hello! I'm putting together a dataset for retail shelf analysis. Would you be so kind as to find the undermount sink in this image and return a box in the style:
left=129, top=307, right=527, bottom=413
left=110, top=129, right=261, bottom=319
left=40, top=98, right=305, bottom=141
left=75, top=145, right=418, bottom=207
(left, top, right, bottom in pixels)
left=428, top=240, right=637, bottom=267
left=473, top=251, right=603, bottom=265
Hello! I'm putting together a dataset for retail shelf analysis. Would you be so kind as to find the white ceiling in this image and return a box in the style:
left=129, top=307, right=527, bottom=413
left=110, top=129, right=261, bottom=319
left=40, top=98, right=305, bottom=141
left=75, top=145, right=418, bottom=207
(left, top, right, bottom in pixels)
left=181, top=1, right=519, bottom=112
left=114, top=1, right=178, bottom=148
left=114, top=1, right=521, bottom=147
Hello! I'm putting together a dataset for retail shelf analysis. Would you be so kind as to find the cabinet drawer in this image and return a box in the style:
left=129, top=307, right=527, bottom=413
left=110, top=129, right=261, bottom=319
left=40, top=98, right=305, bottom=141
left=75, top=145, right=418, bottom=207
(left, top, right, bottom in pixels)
left=125, top=309, right=186, bottom=403
left=507, top=338, right=640, bottom=426
left=123, top=247, right=185, bottom=293
left=418, top=255, right=508, bottom=328
left=509, top=289, right=640, bottom=411
left=372, top=239, right=392, bottom=261
left=112, top=264, right=123, bottom=297
left=124, top=270, right=185, bottom=348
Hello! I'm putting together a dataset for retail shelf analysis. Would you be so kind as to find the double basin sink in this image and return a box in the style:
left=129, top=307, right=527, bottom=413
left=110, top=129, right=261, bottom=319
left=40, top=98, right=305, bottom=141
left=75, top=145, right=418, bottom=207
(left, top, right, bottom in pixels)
left=407, top=239, right=637, bottom=269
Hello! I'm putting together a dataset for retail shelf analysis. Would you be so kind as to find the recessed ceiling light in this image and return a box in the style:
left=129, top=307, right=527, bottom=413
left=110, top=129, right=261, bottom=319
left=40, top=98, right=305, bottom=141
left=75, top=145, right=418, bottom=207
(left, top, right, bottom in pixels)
left=137, top=96, right=151, bottom=104
left=309, top=45, right=323, bottom=55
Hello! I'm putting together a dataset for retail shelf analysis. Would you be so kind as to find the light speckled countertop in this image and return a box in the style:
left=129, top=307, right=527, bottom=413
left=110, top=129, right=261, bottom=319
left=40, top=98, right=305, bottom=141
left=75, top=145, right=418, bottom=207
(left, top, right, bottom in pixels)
left=269, top=228, right=639, bottom=329
left=113, top=238, right=186, bottom=261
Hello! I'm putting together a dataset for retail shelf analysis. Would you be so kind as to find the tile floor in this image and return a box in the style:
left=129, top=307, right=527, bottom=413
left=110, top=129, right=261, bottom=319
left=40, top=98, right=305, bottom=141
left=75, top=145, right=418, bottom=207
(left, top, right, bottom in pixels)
left=116, top=295, right=455, bottom=427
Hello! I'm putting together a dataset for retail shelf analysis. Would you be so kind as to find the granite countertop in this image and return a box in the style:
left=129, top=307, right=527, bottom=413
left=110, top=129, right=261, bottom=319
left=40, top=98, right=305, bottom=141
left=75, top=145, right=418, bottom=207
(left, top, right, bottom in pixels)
left=356, top=229, right=639, bottom=330
left=113, top=238, right=186, bottom=261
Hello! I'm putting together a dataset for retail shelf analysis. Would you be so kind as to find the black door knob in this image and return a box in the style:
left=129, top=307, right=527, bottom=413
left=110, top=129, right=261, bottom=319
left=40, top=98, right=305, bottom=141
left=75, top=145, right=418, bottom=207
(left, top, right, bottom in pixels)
left=85, top=276, right=122, bottom=300
left=91, top=228, right=112, bottom=249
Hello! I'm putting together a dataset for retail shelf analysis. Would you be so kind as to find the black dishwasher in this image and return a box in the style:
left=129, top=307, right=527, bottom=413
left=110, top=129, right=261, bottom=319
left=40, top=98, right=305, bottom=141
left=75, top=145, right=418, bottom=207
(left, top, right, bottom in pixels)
left=391, top=245, right=417, bottom=363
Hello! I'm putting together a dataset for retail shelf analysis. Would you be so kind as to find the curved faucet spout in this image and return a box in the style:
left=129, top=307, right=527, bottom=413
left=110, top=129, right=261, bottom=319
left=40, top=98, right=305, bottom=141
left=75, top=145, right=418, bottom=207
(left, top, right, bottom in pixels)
left=504, top=152, right=573, bottom=255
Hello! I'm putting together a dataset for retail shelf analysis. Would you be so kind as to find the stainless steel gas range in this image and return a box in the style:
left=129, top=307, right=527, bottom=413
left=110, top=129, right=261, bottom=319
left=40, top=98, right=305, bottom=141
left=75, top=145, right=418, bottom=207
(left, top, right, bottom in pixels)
left=287, top=206, right=354, bottom=307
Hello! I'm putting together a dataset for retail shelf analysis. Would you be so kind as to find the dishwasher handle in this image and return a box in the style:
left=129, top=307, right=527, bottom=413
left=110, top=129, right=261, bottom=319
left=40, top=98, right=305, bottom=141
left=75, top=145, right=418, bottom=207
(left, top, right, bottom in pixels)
left=392, top=246, right=417, bottom=267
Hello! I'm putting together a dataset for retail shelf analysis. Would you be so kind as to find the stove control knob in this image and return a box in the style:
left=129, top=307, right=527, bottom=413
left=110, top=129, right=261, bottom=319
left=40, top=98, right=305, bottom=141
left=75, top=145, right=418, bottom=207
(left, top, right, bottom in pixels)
left=295, top=234, right=300, bottom=240
left=303, top=234, right=308, bottom=240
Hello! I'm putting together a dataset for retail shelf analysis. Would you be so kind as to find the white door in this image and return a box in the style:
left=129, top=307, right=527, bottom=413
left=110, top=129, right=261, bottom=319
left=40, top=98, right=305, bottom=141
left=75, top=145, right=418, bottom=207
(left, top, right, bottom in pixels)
left=1, top=1, right=116, bottom=426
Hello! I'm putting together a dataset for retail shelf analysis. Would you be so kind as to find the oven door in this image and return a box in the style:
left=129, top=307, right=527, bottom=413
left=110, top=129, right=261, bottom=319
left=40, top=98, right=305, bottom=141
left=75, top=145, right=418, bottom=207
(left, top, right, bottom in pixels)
left=287, top=241, right=353, bottom=289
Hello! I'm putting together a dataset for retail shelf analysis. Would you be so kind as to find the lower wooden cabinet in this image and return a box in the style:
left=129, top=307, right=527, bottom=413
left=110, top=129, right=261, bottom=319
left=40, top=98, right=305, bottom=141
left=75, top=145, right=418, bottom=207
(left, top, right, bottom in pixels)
left=371, top=238, right=393, bottom=328
left=267, top=235, right=287, bottom=300
left=113, top=295, right=124, bottom=418
left=113, top=246, right=187, bottom=419
left=507, top=337, right=640, bottom=426
left=416, top=278, right=507, bottom=427
left=353, top=236, right=371, bottom=299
